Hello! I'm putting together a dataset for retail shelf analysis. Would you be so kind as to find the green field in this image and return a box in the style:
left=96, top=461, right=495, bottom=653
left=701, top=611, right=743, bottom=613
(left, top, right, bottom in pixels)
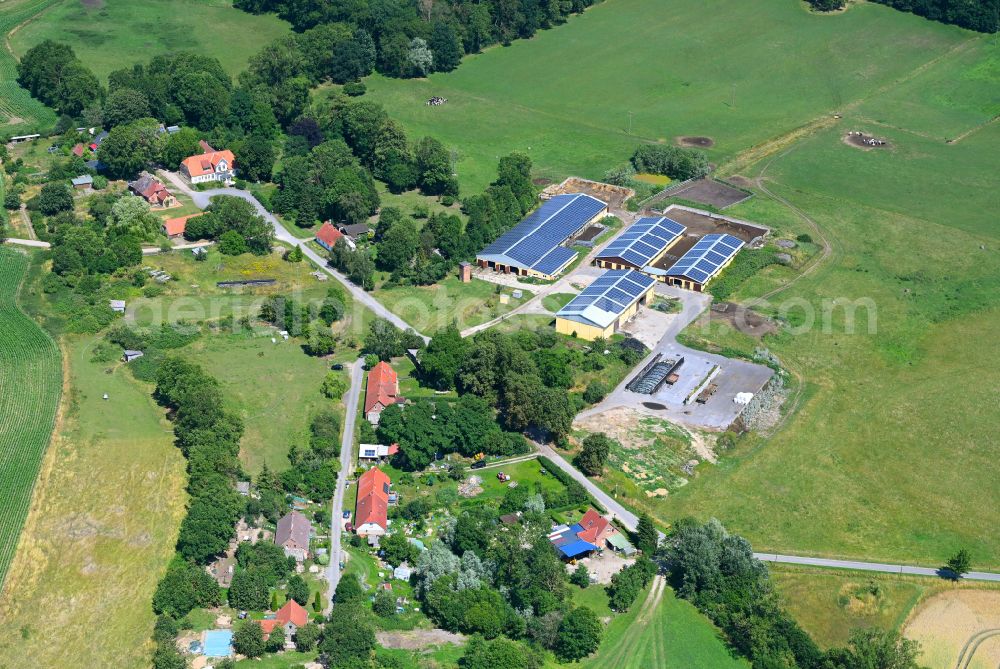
left=9, top=0, right=291, bottom=81
left=0, top=249, right=61, bottom=588
left=376, top=276, right=531, bottom=332
left=574, top=578, right=747, bottom=669
left=0, top=0, right=59, bottom=134
left=365, top=0, right=975, bottom=191
left=770, top=565, right=931, bottom=648
left=184, top=332, right=334, bottom=474
left=0, top=329, right=186, bottom=668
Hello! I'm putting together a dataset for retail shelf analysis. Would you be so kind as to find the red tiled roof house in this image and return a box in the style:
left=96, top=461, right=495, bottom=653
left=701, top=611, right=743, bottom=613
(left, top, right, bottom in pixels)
left=274, top=510, right=312, bottom=562
left=364, top=361, right=403, bottom=425
left=260, top=599, right=309, bottom=643
left=315, top=221, right=344, bottom=252
left=576, top=508, right=617, bottom=546
left=180, top=148, right=236, bottom=184
left=129, top=171, right=175, bottom=208
left=355, top=467, right=391, bottom=539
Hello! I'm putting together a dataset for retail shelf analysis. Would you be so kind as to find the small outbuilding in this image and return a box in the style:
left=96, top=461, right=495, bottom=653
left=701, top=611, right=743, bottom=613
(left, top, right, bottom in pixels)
left=122, top=350, right=144, bottom=363
left=109, top=300, right=126, bottom=313
left=71, top=175, right=93, bottom=190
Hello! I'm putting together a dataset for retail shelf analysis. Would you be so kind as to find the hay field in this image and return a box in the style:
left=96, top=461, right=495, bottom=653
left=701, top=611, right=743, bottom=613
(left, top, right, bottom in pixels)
left=904, top=590, right=1000, bottom=669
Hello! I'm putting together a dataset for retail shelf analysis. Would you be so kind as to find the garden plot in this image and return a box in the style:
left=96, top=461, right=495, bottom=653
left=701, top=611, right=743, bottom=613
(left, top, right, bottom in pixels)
left=576, top=408, right=705, bottom=497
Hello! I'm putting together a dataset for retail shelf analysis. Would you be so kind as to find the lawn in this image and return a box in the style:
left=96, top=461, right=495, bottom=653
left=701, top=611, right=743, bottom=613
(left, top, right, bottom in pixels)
left=9, top=0, right=291, bottom=80
left=365, top=0, right=974, bottom=191
left=183, top=332, right=334, bottom=474
left=375, top=276, right=531, bottom=332
left=574, top=579, right=747, bottom=669
left=0, top=250, right=61, bottom=588
left=770, top=565, right=931, bottom=649
left=0, top=332, right=187, bottom=668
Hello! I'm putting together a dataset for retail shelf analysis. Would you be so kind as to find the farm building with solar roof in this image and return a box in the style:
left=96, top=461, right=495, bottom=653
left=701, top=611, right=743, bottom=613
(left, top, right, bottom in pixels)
left=476, top=193, right=607, bottom=279
left=555, top=269, right=657, bottom=340
left=660, top=233, right=744, bottom=292
left=594, top=216, right=686, bottom=272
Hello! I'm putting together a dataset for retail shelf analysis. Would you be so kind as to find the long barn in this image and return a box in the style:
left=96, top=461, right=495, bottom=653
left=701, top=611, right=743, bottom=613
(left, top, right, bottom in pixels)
left=555, top=269, right=656, bottom=340
left=476, top=193, right=607, bottom=279
left=661, top=233, right=744, bottom=291
left=594, top=216, right=686, bottom=272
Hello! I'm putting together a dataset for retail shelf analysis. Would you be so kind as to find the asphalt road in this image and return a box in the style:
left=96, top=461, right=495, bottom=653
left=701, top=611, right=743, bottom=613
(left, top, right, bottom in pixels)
left=754, top=553, right=1000, bottom=582
left=326, top=358, right=365, bottom=612
left=158, top=172, right=427, bottom=342
left=535, top=442, right=639, bottom=532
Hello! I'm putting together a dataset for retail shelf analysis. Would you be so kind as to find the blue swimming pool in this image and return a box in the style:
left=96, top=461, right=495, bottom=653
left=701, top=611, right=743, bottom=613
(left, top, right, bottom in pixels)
left=203, top=629, right=233, bottom=657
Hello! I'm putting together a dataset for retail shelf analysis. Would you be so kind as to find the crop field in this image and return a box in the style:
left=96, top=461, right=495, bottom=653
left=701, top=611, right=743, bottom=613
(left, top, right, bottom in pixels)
left=0, top=0, right=59, bottom=134
left=365, top=0, right=975, bottom=191
left=574, top=577, right=747, bottom=669
left=8, top=0, right=291, bottom=81
left=0, top=250, right=61, bottom=589
left=903, top=589, right=1000, bottom=669
left=0, top=332, right=186, bottom=668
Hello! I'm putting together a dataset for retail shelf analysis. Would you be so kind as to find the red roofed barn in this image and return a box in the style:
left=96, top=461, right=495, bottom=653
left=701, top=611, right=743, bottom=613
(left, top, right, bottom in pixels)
left=162, top=213, right=203, bottom=239
left=355, top=467, right=391, bottom=539
left=260, top=599, right=309, bottom=642
left=180, top=148, right=235, bottom=184
left=315, top=221, right=344, bottom=252
left=365, top=361, right=403, bottom=425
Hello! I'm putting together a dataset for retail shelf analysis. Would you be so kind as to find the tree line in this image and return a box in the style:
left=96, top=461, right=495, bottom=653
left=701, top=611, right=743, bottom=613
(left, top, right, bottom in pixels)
left=660, top=518, right=926, bottom=669
left=236, top=0, right=603, bottom=78
left=807, top=0, right=998, bottom=32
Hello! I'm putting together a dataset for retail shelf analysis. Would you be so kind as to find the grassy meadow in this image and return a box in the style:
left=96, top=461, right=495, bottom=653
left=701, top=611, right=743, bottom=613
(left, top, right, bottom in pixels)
left=770, top=565, right=931, bottom=648
left=9, top=0, right=291, bottom=81
left=0, top=0, right=59, bottom=134
left=364, top=0, right=976, bottom=191
left=376, top=276, right=531, bottom=332
left=573, top=578, right=748, bottom=669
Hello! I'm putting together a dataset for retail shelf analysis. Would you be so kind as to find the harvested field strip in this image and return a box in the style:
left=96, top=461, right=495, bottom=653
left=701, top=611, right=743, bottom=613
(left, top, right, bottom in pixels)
left=0, top=249, right=61, bottom=589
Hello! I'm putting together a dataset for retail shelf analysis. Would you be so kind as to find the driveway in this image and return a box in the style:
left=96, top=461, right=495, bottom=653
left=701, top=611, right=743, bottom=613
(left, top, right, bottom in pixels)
left=326, top=358, right=365, bottom=611
left=158, top=171, right=427, bottom=342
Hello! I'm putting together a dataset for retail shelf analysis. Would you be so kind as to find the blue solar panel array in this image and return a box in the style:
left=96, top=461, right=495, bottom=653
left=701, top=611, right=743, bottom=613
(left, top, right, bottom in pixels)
left=478, top=193, right=606, bottom=274
left=596, top=216, right=686, bottom=268
left=557, top=269, right=657, bottom=328
left=665, top=233, right=744, bottom=285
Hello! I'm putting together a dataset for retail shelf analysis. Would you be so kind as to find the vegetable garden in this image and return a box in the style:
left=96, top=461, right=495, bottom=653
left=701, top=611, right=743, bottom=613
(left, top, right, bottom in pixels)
left=0, top=249, right=61, bottom=588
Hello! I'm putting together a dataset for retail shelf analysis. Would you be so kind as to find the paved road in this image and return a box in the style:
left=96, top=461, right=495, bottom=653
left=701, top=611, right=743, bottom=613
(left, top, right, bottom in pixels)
left=3, top=238, right=50, bottom=248
left=755, top=553, right=1000, bottom=583
left=535, top=442, right=639, bottom=532
left=326, top=358, right=365, bottom=612
left=158, top=171, right=427, bottom=342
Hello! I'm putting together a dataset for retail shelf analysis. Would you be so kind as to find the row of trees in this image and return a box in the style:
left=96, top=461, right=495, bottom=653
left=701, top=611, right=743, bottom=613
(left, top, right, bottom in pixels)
left=236, top=0, right=602, bottom=78
left=16, top=40, right=101, bottom=116
left=149, top=358, right=245, bottom=668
